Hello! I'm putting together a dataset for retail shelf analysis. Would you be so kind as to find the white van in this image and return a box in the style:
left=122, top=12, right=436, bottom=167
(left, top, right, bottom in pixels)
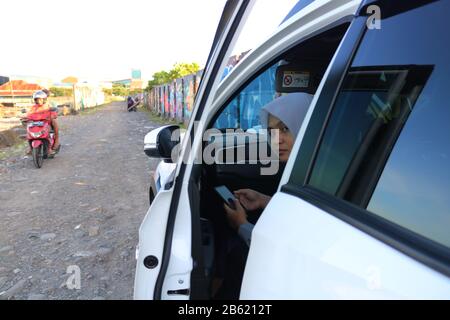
left=135, top=0, right=450, bottom=299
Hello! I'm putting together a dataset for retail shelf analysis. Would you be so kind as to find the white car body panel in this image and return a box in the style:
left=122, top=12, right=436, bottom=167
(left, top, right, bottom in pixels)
left=160, top=181, right=193, bottom=300
left=135, top=0, right=256, bottom=299
left=153, top=161, right=175, bottom=192
left=241, top=193, right=450, bottom=299
left=134, top=189, right=173, bottom=299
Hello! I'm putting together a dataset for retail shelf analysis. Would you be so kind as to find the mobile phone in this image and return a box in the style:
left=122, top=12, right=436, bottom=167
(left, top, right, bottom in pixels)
left=214, top=185, right=237, bottom=210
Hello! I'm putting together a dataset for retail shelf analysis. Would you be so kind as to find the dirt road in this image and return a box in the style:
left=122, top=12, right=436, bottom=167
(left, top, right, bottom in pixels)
left=0, top=102, right=161, bottom=300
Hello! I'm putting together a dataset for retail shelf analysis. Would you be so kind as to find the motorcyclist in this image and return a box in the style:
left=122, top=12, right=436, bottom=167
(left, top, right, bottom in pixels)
left=42, top=88, right=57, bottom=110
left=27, top=90, right=60, bottom=155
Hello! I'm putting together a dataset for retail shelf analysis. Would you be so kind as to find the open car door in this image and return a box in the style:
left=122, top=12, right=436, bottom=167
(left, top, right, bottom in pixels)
left=134, top=0, right=255, bottom=300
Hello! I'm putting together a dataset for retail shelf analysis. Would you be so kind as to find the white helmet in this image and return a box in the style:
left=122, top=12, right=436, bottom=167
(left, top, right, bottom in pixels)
left=33, top=90, right=47, bottom=100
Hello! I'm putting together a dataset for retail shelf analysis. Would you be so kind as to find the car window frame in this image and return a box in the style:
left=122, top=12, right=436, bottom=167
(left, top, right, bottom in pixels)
left=281, top=3, right=450, bottom=277
left=154, top=0, right=255, bottom=300
left=205, top=18, right=354, bottom=133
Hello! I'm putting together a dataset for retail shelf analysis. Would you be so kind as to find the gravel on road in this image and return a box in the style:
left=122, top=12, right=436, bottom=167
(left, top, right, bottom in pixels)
left=0, top=102, right=161, bottom=300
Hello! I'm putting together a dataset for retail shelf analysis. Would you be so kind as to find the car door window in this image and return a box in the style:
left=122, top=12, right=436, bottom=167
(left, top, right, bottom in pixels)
left=214, top=64, right=278, bottom=130
left=301, top=1, right=450, bottom=247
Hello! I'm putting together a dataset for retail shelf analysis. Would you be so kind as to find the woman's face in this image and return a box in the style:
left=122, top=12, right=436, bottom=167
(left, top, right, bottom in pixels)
left=36, top=98, right=44, bottom=106
left=268, top=115, right=294, bottom=162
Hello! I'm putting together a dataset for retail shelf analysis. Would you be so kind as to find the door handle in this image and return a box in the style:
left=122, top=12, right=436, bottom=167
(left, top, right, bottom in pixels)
left=167, top=289, right=190, bottom=296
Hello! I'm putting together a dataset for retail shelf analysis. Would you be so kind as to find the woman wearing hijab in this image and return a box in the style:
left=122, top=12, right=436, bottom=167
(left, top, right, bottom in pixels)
left=224, top=92, right=313, bottom=246
left=213, top=92, right=313, bottom=300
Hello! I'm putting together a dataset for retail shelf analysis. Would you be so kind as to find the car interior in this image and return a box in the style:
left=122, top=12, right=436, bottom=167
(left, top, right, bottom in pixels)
left=186, top=23, right=351, bottom=299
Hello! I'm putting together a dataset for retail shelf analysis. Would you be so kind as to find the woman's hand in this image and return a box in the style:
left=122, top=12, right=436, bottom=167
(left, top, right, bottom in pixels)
left=234, top=189, right=271, bottom=211
left=224, top=199, right=248, bottom=231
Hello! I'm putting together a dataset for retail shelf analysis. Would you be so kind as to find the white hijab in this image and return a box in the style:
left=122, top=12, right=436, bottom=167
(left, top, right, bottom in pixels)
left=260, top=92, right=313, bottom=138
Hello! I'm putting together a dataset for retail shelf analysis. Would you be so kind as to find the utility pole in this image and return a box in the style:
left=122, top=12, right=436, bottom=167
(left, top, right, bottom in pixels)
left=9, top=75, right=15, bottom=107
left=73, top=83, right=77, bottom=112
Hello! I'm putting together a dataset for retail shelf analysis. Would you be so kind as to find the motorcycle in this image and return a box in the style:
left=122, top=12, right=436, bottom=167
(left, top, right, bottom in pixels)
left=23, top=111, right=59, bottom=168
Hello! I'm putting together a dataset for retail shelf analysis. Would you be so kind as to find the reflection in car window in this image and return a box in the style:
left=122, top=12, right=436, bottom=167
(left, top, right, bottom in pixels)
left=306, top=1, right=450, bottom=247
left=220, top=0, right=298, bottom=83
left=309, top=66, right=433, bottom=196
left=214, top=64, right=278, bottom=129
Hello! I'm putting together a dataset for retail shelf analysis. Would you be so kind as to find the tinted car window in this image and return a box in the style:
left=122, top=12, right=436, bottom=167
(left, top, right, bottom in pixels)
left=306, top=2, right=450, bottom=247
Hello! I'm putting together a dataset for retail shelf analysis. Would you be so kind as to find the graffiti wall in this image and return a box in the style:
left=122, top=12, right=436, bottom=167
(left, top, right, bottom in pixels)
left=214, top=63, right=277, bottom=129
left=169, top=82, right=176, bottom=119
left=152, top=86, right=158, bottom=114
left=175, top=78, right=184, bottom=122
left=163, top=86, right=169, bottom=117
left=143, top=69, right=210, bottom=124
left=157, top=86, right=163, bottom=115
left=182, top=74, right=196, bottom=123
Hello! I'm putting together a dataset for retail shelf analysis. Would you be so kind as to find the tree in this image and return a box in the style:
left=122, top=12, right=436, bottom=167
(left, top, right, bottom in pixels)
left=169, top=62, right=200, bottom=79
left=50, top=87, right=73, bottom=97
left=112, top=83, right=129, bottom=97
left=130, top=89, right=143, bottom=95
left=145, top=62, right=201, bottom=91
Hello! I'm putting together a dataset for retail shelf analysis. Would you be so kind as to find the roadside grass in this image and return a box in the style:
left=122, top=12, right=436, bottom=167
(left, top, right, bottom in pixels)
left=79, top=99, right=124, bottom=116
left=0, top=140, right=27, bottom=161
left=140, top=106, right=186, bottom=129
left=78, top=104, right=107, bottom=116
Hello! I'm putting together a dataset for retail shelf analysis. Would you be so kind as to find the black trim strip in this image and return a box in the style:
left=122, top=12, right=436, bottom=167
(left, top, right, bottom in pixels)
left=188, top=165, right=209, bottom=300
left=281, top=184, right=450, bottom=277
left=288, top=17, right=367, bottom=186
left=153, top=0, right=251, bottom=300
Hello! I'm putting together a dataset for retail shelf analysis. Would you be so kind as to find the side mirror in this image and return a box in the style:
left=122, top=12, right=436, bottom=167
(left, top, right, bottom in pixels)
left=21, top=109, right=27, bottom=114
left=144, top=125, right=181, bottom=163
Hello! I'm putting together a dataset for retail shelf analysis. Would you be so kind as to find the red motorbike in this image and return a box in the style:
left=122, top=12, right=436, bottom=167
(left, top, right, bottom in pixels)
left=23, top=112, right=59, bottom=168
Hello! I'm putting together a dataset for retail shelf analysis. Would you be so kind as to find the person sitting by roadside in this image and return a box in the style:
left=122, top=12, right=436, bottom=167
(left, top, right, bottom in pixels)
left=127, top=95, right=136, bottom=110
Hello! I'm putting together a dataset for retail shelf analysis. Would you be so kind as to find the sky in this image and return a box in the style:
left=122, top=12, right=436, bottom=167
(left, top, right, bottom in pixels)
left=1, top=0, right=298, bottom=82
